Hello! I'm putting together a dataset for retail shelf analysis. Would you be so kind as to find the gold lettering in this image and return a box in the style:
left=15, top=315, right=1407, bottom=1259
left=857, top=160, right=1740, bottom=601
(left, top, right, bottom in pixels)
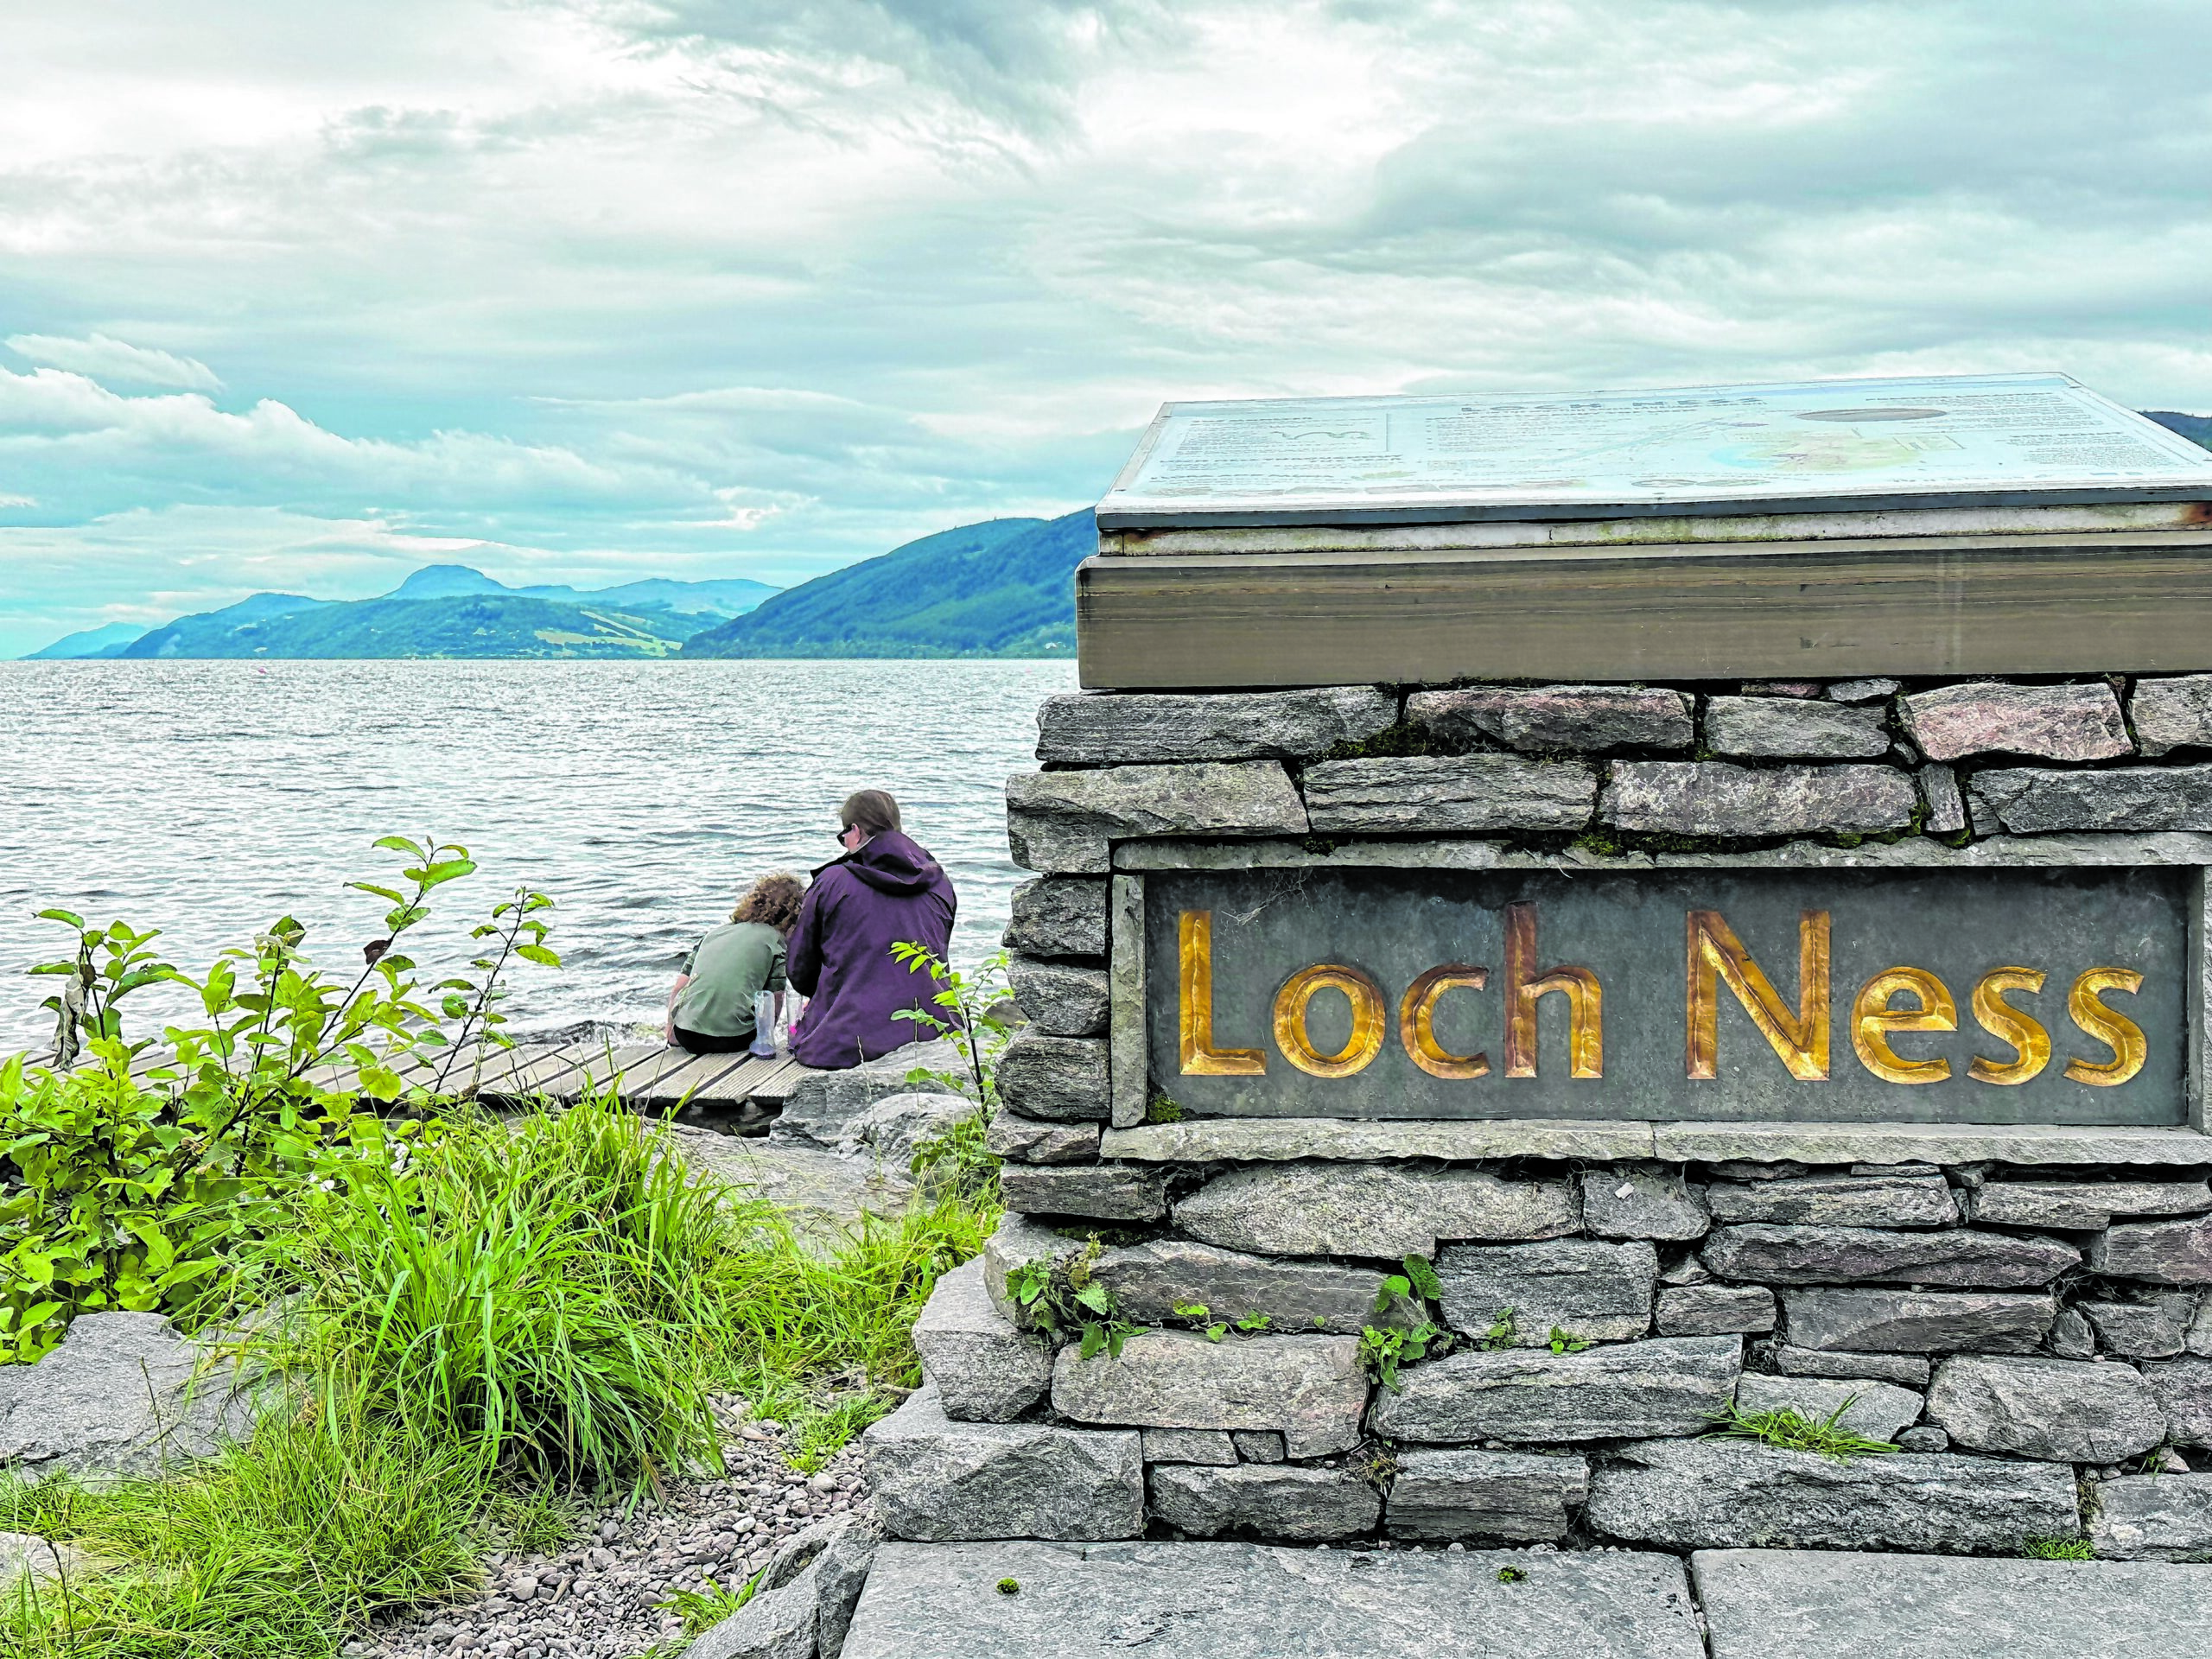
left=1853, top=966, right=1956, bottom=1084
left=1274, top=963, right=1388, bottom=1079
left=1177, top=910, right=1265, bottom=1076
left=1503, top=902, right=1602, bottom=1078
left=2064, top=967, right=2148, bottom=1086
left=1686, top=909, right=1830, bottom=1080
left=1399, top=964, right=1490, bottom=1080
left=1967, top=967, right=2051, bottom=1086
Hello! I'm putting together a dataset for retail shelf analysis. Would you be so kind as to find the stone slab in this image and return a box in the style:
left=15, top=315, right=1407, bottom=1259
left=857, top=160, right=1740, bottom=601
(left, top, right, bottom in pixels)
left=1783, top=1288, right=2056, bottom=1353
left=1702, top=1224, right=2077, bottom=1287
left=1000, top=1164, right=1168, bottom=1221
left=1704, top=1173, right=1959, bottom=1229
left=1147, top=1464, right=1381, bottom=1541
left=995, top=1033, right=1110, bottom=1124
left=1034, top=688, right=1399, bottom=766
left=1384, top=1448, right=1589, bottom=1541
left=1368, top=1335, right=1741, bottom=1444
left=2088, top=1213, right=2212, bottom=1283
left=1901, top=681, right=2133, bottom=763
left=1971, top=765, right=2212, bottom=835
left=1004, top=876, right=1109, bottom=959
left=1925, top=1355, right=2165, bottom=1462
left=1090, top=1238, right=1390, bottom=1336
left=1143, top=1427, right=1236, bottom=1465
left=1051, top=1332, right=1369, bottom=1459
left=2081, top=1294, right=2196, bottom=1357
left=1772, top=1345, right=1933, bottom=1387
left=1967, top=1180, right=2212, bottom=1229
left=1006, top=762, right=1309, bottom=874
left=1174, top=1163, right=1578, bottom=1256
left=981, top=1214, right=1086, bottom=1332
left=1578, top=1168, right=1710, bottom=1241
left=2133, top=675, right=2212, bottom=759
left=838, top=1540, right=1708, bottom=1659
left=1301, top=754, right=1596, bottom=834
left=1007, top=956, right=1110, bottom=1037
left=1694, top=1547, right=2212, bottom=1659
left=770, top=1040, right=964, bottom=1149
left=1435, top=1239, right=1657, bottom=1345
left=1704, top=696, right=1891, bottom=760
left=1406, top=685, right=1694, bottom=754
left=2090, top=1473, right=2212, bottom=1560
left=912, top=1260, right=1055, bottom=1423
left=1101, top=1117, right=1656, bottom=1162
left=2144, top=1357, right=2212, bottom=1446
left=860, top=1386, right=1143, bottom=1542
left=0, top=1312, right=262, bottom=1484
left=1601, top=761, right=1916, bottom=836
left=986, top=1113, right=1101, bottom=1165
left=1656, top=1122, right=2212, bottom=1167
left=1733, top=1373, right=1923, bottom=1440
left=1656, top=1284, right=1777, bottom=1337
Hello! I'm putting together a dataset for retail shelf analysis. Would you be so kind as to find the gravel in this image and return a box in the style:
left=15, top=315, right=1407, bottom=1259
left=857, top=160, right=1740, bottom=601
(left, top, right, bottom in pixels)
left=348, top=1409, right=867, bottom=1659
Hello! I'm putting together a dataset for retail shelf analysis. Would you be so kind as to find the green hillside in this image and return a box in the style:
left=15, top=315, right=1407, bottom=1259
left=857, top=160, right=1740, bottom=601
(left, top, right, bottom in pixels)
left=123, top=594, right=697, bottom=658
left=682, top=510, right=1090, bottom=659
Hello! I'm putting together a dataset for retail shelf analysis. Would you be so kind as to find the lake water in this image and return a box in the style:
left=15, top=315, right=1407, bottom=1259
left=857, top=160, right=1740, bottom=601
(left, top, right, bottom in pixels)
left=0, top=658, right=1078, bottom=1053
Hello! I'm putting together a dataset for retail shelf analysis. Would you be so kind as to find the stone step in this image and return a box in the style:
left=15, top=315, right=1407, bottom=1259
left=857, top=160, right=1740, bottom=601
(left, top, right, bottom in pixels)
left=839, top=1540, right=1706, bottom=1658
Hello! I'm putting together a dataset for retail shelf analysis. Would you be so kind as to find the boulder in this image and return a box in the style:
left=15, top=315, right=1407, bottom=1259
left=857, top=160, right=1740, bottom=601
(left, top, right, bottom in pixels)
left=1702, top=1224, right=2075, bottom=1287
left=690, top=1560, right=819, bottom=1659
left=1051, top=1332, right=1368, bottom=1459
left=1301, top=755, right=1596, bottom=834
left=835, top=1093, right=980, bottom=1175
left=1732, top=1374, right=1923, bottom=1441
left=1782, top=1289, right=2056, bottom=1354
left=1384, top=1448, right=1589, bottom=1541
left=1143, top=1427, right=1236, bottom=1465
left=0, top=1529, right=98, bottom=1595
left=912, top=1260, right=1054, bottom=1423
left=1090, top=1238, right=1391, bottom=1336
left=2088, top=1214, right=2212, bottom=1283
left=1005, top=762, right=1308, bottom=874
left=1034, top=688, right=1399, bottom=766
left=984, top=1113, right=1101, bottom=1166
left=2089, top=1473, right=2212, bottom=1560
left=1148, top=1464, right=1380, bottom=1541
left=1656, top=1285, right=1777, bottom=1338
left=772, top=1041, right=965, bottom=1148
left=1174, top=1163, right=1578, bottom=1257
left=1969, top=766, right=2212, bottom=835
left=1703, top=697, right=1890, bottom=760
left=1406, top=684, right=1694, bottom=753
left=1435, top=1239, right=1658, bottom=1345
left=2080, top=1295, right=2197, bottom=1359
left=860, top=1385, right=1143, bottom=1541
left=2132, top=674, right=2212, bottom=759
left=1585, top=1438, right=2078, bottom=1553
left=1002, top=875, right=1109, bottom=959
left=1704, top=1173, right=1958, bottom=1230
left=1771, top=1345, right=1932, bottom=1387
left=1368, top=1336, right=1741, bottom=1444
left=1900, top=681, right=2132, bottom=763
left=995, top=1033, right=1110, bottom=1123
left=0, top=1312, right=262, bottom=1484
left=1601, top=762, right=1916, bottom=836
left=1006, top=955, right=1110, bottom=1037
left=1577, top=1169, right=1710, bottom=1241
left=2141, top=1357, right=2212, bottom=1446
left=1966, top=1181, right=2212, bottom=1230
left=1000, top=1164, right=1168, bottom=1222
left=1925, top=1356, right=2165, bottom=1462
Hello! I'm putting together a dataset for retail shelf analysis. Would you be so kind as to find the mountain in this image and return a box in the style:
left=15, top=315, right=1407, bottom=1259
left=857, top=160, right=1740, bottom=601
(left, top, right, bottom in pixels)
left=22, top=621, right=148, bottom=660
left=2147, top=410, right=2212, bottom=451
left=682, top=510, right=1090, bottom=659
left=389, top=564, right=508, bottom=600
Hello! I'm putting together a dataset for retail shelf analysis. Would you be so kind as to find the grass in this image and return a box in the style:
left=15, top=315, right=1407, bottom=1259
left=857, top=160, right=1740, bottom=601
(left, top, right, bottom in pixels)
left=2023, top=1536, right=2096, bottom=1560
left=658, top=1568, right=764, bottom=1635
left=1704, top=1398, right=1900, bottom=1461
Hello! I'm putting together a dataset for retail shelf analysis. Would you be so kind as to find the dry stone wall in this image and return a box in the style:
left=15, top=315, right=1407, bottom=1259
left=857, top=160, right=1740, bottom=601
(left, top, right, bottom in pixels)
left=884, top=676, right=2212, bottom=1562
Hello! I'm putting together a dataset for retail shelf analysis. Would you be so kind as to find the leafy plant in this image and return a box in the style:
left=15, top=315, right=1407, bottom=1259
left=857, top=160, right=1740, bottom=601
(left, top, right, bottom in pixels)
left=888, top=943, right=1013, bottom=1108
left=1545, top=1326, right=1591, bottom=1354
left=1358, top=1322, right=1440, bottom=1393
left=1235, top=1311, right=1271, bottom=1332
left=2022, top=1535, right=2094, bottom=1560
left=1705, top=1397, right=1899, bottom=1462
left=1478, top=1308, right=1518, bottom=1351
left=995, top=1577, right=1020, bottom=1595
left=29, top=912, right=172, bottom=1065
left=1497, top=1565, right=1527, bottom=1584
left=1002, top=1241, right=1139, bottom=1358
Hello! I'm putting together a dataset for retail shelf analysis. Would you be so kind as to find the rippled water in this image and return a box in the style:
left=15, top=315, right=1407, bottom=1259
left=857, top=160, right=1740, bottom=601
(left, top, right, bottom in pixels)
left=0, top=658, right=1077, bottom=1052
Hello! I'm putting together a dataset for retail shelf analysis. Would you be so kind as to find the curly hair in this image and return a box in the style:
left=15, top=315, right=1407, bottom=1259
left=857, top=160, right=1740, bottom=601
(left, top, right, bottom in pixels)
left=731, top=871, right=806, bottom=932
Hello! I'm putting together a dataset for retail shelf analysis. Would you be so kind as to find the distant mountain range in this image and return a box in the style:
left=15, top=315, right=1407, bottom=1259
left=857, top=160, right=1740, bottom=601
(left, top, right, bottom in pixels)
left=2148, top=410, right=2212, bottom=450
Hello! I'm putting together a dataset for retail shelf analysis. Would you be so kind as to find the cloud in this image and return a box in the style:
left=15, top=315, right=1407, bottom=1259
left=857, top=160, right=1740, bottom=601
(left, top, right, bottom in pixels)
left=6, top=331, right=223, bottom=390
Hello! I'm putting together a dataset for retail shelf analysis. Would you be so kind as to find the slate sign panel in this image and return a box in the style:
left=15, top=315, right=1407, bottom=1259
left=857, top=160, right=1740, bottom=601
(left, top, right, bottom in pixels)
left=1141, top=866, right=2188, bottom=1126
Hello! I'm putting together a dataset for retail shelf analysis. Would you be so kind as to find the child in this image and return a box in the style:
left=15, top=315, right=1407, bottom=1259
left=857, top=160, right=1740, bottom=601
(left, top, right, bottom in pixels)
left=667, top=871, right=804, bottom=1052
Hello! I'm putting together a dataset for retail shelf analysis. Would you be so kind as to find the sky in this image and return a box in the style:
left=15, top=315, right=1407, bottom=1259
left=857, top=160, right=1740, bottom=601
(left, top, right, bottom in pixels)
left=2, top=0, right=2209, bottom=656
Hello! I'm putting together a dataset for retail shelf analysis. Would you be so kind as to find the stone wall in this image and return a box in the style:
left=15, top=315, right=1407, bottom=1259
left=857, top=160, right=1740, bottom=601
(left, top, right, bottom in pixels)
left=879, top=676, right=2212, bottom=1563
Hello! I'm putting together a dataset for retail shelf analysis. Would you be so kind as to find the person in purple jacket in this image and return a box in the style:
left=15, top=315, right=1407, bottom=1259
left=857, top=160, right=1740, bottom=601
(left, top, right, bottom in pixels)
left=785, top=788, right=958, bottom=1070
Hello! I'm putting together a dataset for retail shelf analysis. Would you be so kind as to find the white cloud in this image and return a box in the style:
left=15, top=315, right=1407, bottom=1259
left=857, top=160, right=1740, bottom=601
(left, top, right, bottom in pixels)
left=5, top=331, right=223, bottom=390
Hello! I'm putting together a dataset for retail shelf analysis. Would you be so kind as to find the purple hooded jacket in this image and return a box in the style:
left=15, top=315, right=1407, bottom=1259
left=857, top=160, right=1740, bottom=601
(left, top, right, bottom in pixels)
left=785, top=830, right=958, bottom=1070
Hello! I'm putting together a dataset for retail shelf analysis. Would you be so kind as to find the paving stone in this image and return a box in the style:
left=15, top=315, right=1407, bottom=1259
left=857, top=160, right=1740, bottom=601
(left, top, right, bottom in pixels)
left=1966, top=1179, right=2212, bottom=1229
left=1148, top=1464, right=1379, bottom=1541
left=1901, top=681, right=2132, bottom=762
left=1384, top=1448, right=1589, bottom=1541
left=1702, top=1224, right=2075, bottom=1287
left=982, top=1213, right=1087, bottom=1331
left=837, top=1539, right=1708, bottom=1659
left=1577, top=1168, right=1710, bottom=1241
left=2080, top=1294, right=2197, bottom=1358
left=2090, top=1473, right=2212, bottom=1560
left=1142, top=1427, right=1236, bottom=1465
left=1732, top=1374, right=1923, bottom=1440
left=1693, top=1548, right=2212, bottom=1659
left=1704, top=696, right=1891, bottom=760
left=1173, top=1163, right=1578, bottom=1256
left=1925, top=1355, right=2164, bottom=1462
left=1368, top=1335, right=1741, bottom=1444
left=995, top=1033, right=1109, bottom=1123
left=1034, top=688, right=1400, bottom=766
left=1772, top=1344, right=1933, bottom=1387
left=2049, top=1304, right=2098, bottom=1358
left=1300, top=754, right=1597, bottom=834
left=1783, top=1288, right=2056, bottom=1353
left=1918, top=763, right=1967, bottom=834
left=1434, top=1239, right=1657, bottom=1345
left=1586, top=1440, right=2078, bottom=1553
left=1656, top=1284, right=1776, bottom=1337
left=1005, top=762, right=1309, bottom=874
left=1003, top=876, right=1109, bottom=959
left=1089, top=1238, right=1389, bottom=1336
left=1704, top=1173, right=1959, bottom=1229
left=2142, top=1357, right=2212, bottom=1446
left=2132, top=675, right=2212, bottom=759
left=2088, top=1213, right=2212, bottom=1282
left=1970, top=765, right=2212, bottom=834
left=861, top=1386, right=1144, bottom=1542
left=1406, top=684, right=1695, bottom=753
left=1230, top=1430, right=1285, bottom=1463
left=772, top=1040, right=966, bottom=1148
left=912, top=1260, right=1056, bottom=1423
left=1601, top=761, right=1917, bottom=836
left=0, top=1312, right=262, bottom=1484
left=1828, top=677, right=1903, bottom=704
left=1007, top=955, right=1109, bottom=1037
left=1051, top=1332, right=1368, bottom=1459
left=1000, top=1164, right=1168, bottom=1222
left=985, top=1113, right=1101, bottom=1166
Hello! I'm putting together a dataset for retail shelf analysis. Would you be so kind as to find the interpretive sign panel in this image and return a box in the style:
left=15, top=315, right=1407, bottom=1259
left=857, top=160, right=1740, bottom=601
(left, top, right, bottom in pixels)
left=1098, top=372, right=2212, bottom=527
left=1141, top=866, right=2188, bottom=1126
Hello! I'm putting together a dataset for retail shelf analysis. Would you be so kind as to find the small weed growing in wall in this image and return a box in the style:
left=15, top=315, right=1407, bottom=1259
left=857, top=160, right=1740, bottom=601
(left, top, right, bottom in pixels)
left=1007, top=1242, right=1141, bottom=1359
left=1146, top=1096, right=1184, bottom=1124
left=1359, top=1322, right=1440, bottom=1392
left=1497, top=1566, right=1527, bottom=1584
left=1478, top=1309, right=1518, bottom=1351
left=1545, top=1326, right=1591, bottom=1353
left=1706, top=1398, right=1898, bottom=1462
left=996, top=1578, right=1021, bottom=1595
left=2022, top=1536, right=2095, bottom=1560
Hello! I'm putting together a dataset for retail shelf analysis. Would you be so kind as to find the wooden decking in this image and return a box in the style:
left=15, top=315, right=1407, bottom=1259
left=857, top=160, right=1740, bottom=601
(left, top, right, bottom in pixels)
left=15, top=1037, right=816, bottom=1112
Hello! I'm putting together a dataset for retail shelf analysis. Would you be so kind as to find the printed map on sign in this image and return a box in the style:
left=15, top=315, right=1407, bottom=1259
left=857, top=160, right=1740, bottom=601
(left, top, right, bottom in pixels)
left=1101, top=372, right=2212, bottom=524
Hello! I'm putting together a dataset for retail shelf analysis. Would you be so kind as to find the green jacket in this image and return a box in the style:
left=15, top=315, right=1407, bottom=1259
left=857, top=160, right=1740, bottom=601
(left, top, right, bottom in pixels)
left=675, top=920, right=788, bottom=1038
